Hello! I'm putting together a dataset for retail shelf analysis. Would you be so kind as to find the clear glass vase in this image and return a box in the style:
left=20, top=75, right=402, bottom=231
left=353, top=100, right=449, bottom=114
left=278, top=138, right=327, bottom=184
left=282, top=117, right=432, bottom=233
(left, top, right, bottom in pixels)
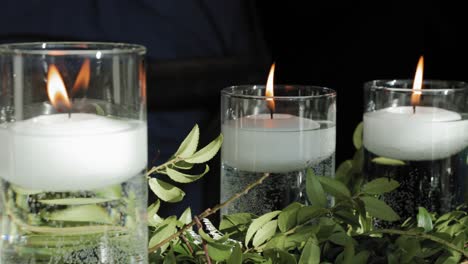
left=0, top=42, right=148, bottom=263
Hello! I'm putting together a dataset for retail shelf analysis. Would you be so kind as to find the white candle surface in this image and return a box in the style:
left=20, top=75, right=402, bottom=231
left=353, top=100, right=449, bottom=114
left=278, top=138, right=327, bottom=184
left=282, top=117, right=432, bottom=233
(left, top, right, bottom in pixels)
left=222, top=114, right=336, bottom=173
left=0, top=113, right=147, bottom=191
left=364, top=106, right=468, bottom=161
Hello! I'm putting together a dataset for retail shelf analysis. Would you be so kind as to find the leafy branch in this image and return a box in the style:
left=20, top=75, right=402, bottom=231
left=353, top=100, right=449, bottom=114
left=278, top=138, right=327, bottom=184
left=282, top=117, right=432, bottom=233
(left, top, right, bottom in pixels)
left=148, top=123, right=467, bottom=263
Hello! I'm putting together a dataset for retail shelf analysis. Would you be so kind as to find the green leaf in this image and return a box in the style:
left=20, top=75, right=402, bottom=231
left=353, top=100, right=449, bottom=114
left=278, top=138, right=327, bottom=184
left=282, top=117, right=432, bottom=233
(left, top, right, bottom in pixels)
left=171, top=160, right=194, bottom=170
left=148, top=199, right=161, bottom=217
left=396, top=237, right=421, bottom=263
left=328, top=232, right=351, bottom=246
left=306, top=169, right=327, bottom=208
left=149, top=217, right=178, bottom=252
left=220, top=213, right=253, bottom=231
left=264, top=249, right=297, bottom=264
left=278, top=203, right=301, bottom=232
left=354, top=250, right=370, bottom=264
left=317, top=176, right=351, bottom=198
left=45, top=205, right=112, bottom=224
left=353, top=122, right=363, bottom=149
left=227, top=243, right=243, bottom=264
left=178, top=207, right=192, bottom=225
left=333, top=210, right=360, bottom=228
left=163, top=249, right=176, bottom=264
left=245, top=210, right=280, bottom=246
left=94, top=184, right=122, bottom=199
left=198, top=229, right=216, bottom=243
left=93, top=103, right=106, bottom=116
left=298, top=237, right=320, bottom=264
left=360, top=196, right=400, bottom=221
left=252, top=220, right=277, bottom=247
left=417, top=207, right=433, bottom=232
left=372, top=157, right=405, bottom=166
left=207, top=242, right=232, bottom=261
left=362, top=178, right=400, bottom=195
left=185, top=134, right=223, bottom=164
left=264, top=234, right=287, bottom=250
left=342, top=241, right=355, bottom=264
left=297, top=206, right=327, bottom=224
left=335, top=160, right=353, bottom=184
left=149, top=178, right=185, bottom=203
left=166, top=165, right=209, bottom=183
left=173, top=124, right=199, bottom=158
left=39, top=198, right=116, bottom=205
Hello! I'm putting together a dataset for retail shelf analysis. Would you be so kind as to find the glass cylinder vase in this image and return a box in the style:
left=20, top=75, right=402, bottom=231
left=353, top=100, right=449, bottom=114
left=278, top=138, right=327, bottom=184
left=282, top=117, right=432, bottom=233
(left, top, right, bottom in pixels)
left=363, top=80, right=468, bottom=224
left=0, top=42, right=148, bottom=263
left=220, top=85, right=336, bottom=215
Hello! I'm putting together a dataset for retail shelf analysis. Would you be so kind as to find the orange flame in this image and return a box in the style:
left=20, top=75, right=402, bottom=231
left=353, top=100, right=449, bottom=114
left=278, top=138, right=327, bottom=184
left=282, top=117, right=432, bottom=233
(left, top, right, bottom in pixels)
left=411, top=56, right=424, bottom=106
left=72, top=59, right=90, bottom=94
left=266, top=63, right=275, bottom=112
left=47, top=64, right=71, bottom=110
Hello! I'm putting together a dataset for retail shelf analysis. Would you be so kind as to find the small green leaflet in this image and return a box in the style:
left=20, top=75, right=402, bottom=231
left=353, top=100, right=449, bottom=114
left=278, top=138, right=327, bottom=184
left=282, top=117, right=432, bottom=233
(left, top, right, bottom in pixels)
left=178, top=207, right=192, bottom=225
left=227, top=243, right=242, bottom=264
left=317, top=176, right=351, bottom=198
left=335, top=160, right=353, bottom=184
left=252, top=219, right=277, bottom=247
left=93, top=103, right=106, bottom=116
left=306, top=169, right=327, bottom=208
left=44, top=205, right=112, bottom=224
left=417, top=207, right=433, bottom=232
left=149, top=217, right=178, bottom=253
left=39, top=198, right=116, bottom=205
left=173, top=124, right=199, bottom=158
left=245, top=210, right=280, bottom=246
left=298, top=236, right=320, bottom=264
left=372, top=157, right=405, bottom=166
left=362, top=178, right=400, bottom=195
left=166, top=165, right=209, bottom=183
left=278, top=203, right=301, bottom=232
left=185, top=134, right=223, bottom=164
left=353, top=122, right=363, bottom=149
left=360, top=196, right=400, bottom=221
left=149, top=178, right=185, bottom=203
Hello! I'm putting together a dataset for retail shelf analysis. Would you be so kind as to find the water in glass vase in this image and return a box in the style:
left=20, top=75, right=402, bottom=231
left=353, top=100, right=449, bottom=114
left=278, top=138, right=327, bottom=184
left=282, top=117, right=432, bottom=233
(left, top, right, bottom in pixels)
left=0, top=172, right=147, bottom=264
left=221, top=155, right=335, bottom=216
left=364, top=148, right=468, bottom=226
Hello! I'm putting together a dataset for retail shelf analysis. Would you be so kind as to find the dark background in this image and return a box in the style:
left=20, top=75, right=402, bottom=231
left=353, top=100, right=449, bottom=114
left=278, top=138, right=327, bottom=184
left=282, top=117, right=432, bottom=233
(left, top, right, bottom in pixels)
left=258, top=1, right=468, bottom=163
left=1, top=1, right=467, bottom=215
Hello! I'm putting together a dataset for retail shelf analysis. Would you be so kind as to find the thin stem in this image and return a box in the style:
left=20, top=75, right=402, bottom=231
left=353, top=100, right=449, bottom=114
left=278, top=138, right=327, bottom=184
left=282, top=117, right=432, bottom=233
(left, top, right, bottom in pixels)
left=146, top=157, right=183, bottom=177
left=369, top=229, right=468, bottom=259
left=148, top=172, right=272, bottom=253
left=180, top=234, right=194, bottom=256
left=195, top=216, right=212, bottom=264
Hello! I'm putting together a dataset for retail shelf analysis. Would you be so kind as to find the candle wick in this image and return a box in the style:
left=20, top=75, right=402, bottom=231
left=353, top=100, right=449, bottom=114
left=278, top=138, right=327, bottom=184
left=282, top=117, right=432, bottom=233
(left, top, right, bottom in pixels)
left=413, top=105, right=416, bottom=114
left=270, top=109, right=274, bottom=119
left=68, top=111, right=71, bottom=119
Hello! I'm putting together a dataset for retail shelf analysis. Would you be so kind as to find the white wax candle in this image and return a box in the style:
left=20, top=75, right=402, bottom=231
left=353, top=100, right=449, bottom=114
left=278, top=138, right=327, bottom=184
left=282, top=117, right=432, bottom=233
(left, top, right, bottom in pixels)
left=364, top=106, right=468, bottom=161
left=222, top=114, right=336, bottom=173
left=0, top=113, right=147, bottom=191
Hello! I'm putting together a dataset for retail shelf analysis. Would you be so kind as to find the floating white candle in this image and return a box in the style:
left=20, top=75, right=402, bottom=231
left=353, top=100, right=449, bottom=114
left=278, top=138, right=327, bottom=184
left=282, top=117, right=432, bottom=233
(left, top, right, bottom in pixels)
left=363, top=106, right=468, bottom=161
left=222, top=113, right=335, bottom=172
left=0, top=113, right=147, bottom=191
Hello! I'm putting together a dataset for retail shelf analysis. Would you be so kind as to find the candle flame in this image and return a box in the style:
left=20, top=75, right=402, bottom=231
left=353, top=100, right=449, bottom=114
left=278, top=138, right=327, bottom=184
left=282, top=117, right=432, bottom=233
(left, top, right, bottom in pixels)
left=72, top=59, right=91, bottom=95
left=266, top=63, right=275, bottom=112
left=47, top=64, right=71, bottom=111
left=411, top=56, right=424, bottom=106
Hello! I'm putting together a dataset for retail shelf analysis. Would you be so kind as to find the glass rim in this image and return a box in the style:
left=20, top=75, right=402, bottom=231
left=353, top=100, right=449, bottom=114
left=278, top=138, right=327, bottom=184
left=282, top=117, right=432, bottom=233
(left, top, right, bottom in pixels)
left=0, top=42, right=146, bottom=55
left=221, top=85, right=336, bottom=100
left=364, top=79, right=468, bottom=93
